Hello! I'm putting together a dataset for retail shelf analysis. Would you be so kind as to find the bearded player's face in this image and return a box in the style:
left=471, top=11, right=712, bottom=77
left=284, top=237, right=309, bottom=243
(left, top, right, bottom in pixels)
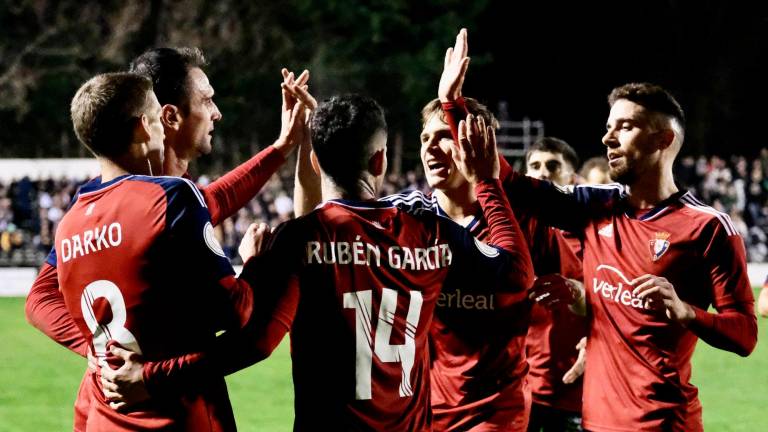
left=602, top=99, right=663, bottom=185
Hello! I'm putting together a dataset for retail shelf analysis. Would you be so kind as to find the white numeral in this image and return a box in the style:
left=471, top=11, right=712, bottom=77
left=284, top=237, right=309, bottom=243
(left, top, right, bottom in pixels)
left=80, top=280, right=141, bottom=366
left=343, top=288, right=423, bottom=400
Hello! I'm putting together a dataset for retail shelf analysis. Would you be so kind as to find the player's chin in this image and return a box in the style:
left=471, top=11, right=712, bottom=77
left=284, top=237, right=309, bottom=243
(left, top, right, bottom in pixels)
left=198, top=140, right=213, bottom=155
left=425, top=174, right=448, bottom=189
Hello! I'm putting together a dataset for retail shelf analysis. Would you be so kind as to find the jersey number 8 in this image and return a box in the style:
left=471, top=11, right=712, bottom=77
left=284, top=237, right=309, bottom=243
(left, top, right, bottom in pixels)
left=80, top=280, right=142, bottom=366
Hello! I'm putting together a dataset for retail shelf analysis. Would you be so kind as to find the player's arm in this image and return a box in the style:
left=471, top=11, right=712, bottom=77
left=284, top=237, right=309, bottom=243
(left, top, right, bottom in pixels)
left=24, top=256, right=88, bottom=357
left=201, top=70, right=311, bottom=225
left=139, top=274, right=298, bottom=399
left=24, top=181, right=99, bottom=357
left=281, top=69, right=322, bottom=217
left=101, top=223, right=301, bottom=410
left=436, top=29, right=605, bottom=233
left=633, top=222, right=757, bottom=356
left=166, top=179, right=262, bottom=330
left=445, top=114, right=534, bottom=292
left=448, top=103, right=599, bottom=234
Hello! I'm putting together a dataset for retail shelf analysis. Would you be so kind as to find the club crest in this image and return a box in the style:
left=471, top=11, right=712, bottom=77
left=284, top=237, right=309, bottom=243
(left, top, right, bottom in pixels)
left=649, top=232, right=671, bottom=261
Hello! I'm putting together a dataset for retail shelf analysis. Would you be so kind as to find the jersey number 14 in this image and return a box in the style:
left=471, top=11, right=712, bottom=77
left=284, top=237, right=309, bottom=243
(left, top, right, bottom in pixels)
left=343, top=288, right=423, bottom=400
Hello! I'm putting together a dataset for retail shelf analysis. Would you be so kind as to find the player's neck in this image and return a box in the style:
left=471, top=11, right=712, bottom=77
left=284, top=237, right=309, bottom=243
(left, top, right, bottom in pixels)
left=98, top=158, right=134, bottom=182
left=321, top=176, right=377, bottom=202
left=625, top=169, right=678, bottom=209
left=163, top=145, right=189, bottom=177
left=435, top=184, right=479, bottom=225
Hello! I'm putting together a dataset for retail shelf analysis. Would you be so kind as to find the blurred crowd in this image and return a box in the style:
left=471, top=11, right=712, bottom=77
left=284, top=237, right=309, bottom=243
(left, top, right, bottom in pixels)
left=2, top=151, right=768, bottom=267
left=0, top=162, right=429, bottom=267
left=675, top=150, right=768, bottom=262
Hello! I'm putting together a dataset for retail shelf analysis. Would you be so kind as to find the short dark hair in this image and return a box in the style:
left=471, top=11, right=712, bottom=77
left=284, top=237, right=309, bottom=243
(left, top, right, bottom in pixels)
left=129, top=47, right=207, bottom=111
left=608, top=82, right=685, bottom=128
left=310, top=94, right=387, bottom=187
left=526, top=136, right=579, bottom=171
left=71, top=72, right=153, bottom=158
left=421, top=97, right=500, bottom=129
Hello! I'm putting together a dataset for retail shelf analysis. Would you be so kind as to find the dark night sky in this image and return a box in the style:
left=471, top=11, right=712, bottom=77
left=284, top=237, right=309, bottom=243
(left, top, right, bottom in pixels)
left=464, top=1, right=768, bottom=160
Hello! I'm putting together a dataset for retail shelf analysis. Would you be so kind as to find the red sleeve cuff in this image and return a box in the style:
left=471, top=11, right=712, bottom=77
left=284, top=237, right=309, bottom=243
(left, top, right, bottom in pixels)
left=440, top=96, right=467, bottom=112
left=689, top=305, right=714, bottom=329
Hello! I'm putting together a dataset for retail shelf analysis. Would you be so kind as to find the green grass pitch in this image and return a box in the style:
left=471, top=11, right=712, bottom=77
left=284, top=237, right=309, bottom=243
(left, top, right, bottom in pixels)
left=1, top=293, right=766, bottom=431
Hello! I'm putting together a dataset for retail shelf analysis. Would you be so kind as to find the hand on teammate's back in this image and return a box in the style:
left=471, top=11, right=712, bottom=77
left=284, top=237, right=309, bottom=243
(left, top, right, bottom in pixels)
left=238, top=222, right=272, bottom=263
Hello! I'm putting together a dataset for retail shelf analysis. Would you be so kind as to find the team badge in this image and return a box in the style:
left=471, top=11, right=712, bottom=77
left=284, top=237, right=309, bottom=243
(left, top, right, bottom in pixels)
left=473, top=237, right=499, bottom=258
left=649, top=232, right=671, bottom=261
left=204, top=222, right=226, bottom=258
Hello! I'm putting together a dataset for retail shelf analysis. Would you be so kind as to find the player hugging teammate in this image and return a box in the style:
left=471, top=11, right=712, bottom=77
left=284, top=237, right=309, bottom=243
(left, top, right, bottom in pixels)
left=29, top=27, right=756, bottom=432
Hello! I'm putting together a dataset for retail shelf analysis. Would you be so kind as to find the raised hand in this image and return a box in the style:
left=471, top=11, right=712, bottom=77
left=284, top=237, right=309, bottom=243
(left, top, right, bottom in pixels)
left=631, top=274, right=695, bottom=324
left=274, top=68, right=311, bottom=157
left=100, top=345, right=149, bottom=412
left=451, top=113, right=499, bottom=183
left=438, top=28, right=470, bottom=102
left=281, top=68, right=317, bottom=110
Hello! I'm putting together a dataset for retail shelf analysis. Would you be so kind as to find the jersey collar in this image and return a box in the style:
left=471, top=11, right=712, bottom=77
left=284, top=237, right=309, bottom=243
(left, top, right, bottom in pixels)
left=623, top=190, right=687, bottom=221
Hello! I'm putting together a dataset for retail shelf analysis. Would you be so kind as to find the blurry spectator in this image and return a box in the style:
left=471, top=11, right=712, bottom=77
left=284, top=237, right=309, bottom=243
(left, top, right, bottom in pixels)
left=579, top=156, right=611, bottom=184
left=274, top=191, right=293, bottom=222
left=0, top=153, right=765, bottom=265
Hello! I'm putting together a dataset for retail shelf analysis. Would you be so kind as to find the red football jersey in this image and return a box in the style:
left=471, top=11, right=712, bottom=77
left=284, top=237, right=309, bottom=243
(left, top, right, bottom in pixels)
left=384, top=189, right=534, bottom=431
left=55, top=174, right=253, bottom=431
left=500, top=170, right=757, bottom=432
left=251, top=184, right=528, bottom=431
left=579, top=190, right=755, bottom=431
left=27, top=146, right=285, bottom=431
left=523, top=223, right=587, bottom=413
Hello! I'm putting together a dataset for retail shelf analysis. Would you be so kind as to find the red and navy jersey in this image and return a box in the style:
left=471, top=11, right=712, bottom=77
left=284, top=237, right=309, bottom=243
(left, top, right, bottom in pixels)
left=501, top=171, right=757, bottom=432
left=383, top=190, right=533, bottom=431
left=523, top=222, right=586, bottom=413
left=256, top=193, right=523, bottom=432
left=54, top=174, right=251, bottom=431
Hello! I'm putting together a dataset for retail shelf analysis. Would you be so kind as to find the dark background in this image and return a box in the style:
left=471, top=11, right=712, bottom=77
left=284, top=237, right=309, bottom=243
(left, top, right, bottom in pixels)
left=1, top=0, right=765, bottom=172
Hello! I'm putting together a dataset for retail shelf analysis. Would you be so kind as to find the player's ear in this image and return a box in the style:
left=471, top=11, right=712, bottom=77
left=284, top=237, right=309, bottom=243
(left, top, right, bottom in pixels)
left=134, top=114, right=151, bottom=143
left=310, top=150, right=321, bottom=176
left=368, top=149, right=385, bottom=177
left=656, top=128, right=675, bottom=150
left=161, top=104, right=181, bottom=131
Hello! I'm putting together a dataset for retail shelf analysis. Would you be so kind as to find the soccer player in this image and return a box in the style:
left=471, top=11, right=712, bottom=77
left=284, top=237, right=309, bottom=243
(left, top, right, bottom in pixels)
left=104, top=93, right=533, bottom=431
left=523, top=137, right=588, bottom=432
left=395, top=29, right=585, bottom=431
left=26, top=48, right=301, bottom=354
left=25, top=47, right=307, bottom=430
left=287, top=31, right=538, bottom=430
left=58, top=71, right=275, bottom=430
left=512, top=82, right=757, bottom=431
